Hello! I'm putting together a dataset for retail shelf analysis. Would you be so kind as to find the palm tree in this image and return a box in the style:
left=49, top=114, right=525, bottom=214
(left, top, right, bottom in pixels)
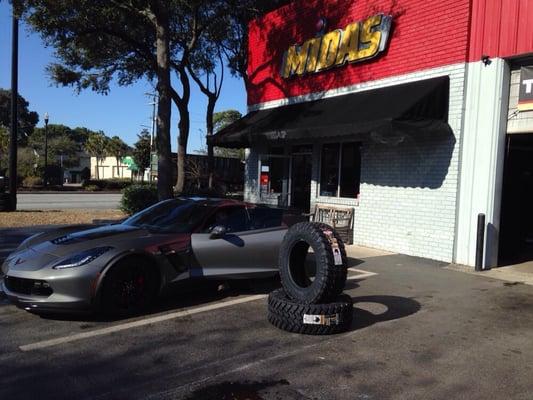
left=107, top=136, right=129, bottom=178
left=84, top=132, right=108, bottom=179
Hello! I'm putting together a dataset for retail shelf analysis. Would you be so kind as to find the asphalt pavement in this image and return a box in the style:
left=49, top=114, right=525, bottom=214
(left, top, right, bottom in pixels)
left=1, top=247, right=533, bottom=399
left=16, top=193, right=122, bottom=210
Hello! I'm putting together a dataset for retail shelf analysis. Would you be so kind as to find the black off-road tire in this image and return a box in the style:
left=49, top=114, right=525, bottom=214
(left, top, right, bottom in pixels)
left=101, top=259, right=159, bottom=317
left=268, top=288, right=353, bottom=335
left=279, top=222, right=348, bottom=304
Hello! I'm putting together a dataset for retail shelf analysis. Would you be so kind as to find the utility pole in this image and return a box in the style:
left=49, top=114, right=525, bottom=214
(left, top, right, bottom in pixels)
left=8, top=5, right=19, bottom=211
left=145, top=92, right=158, bottom=182
left=44, top=113, right=49, bottom=186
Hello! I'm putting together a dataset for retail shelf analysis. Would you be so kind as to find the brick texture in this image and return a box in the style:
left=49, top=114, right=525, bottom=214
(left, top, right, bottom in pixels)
left=244, top=64, right=466, bottom=262
left=248, top=0, right=470, bottom=106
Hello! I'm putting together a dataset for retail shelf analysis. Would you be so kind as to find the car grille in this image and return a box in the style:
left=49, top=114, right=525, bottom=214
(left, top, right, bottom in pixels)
left=4, top=276, right=53, bottom=297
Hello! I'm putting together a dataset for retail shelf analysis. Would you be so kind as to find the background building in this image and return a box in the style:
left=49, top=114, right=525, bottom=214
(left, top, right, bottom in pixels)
left=90, top=156, right=135, bottom=180
left=212, top=0, right=533, bottom=268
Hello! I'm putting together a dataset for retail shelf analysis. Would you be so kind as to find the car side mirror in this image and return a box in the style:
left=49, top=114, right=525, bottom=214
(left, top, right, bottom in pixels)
left=209, top=225, right=227, bottom=239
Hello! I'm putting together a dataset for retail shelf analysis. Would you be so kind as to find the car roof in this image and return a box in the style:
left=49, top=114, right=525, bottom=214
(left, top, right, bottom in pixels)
left=171, top=197, right=297, bottom=212
left=174, top=197, right=245, bottom=207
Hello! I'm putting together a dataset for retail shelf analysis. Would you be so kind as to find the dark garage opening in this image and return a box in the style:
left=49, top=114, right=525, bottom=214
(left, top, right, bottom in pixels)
left=499, top=133, right=533, bottom=265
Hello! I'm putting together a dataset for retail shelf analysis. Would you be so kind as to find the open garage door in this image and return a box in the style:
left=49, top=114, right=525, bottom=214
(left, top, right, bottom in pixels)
left=499, top=133, right=533, bottom=265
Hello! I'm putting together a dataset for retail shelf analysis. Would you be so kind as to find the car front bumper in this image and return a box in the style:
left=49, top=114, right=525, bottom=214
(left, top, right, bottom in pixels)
left=1, top=266, right=102, bottom=314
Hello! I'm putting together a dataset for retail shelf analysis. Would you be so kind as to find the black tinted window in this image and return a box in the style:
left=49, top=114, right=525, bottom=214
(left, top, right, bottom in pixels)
left=204, top=207, right=249, bottom=233
left=123, top=200, right=211, bottom=233
left=248, top=207, right=284, bottom=229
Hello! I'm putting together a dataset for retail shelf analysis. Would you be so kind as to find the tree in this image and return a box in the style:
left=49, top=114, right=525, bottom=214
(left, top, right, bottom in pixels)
left=84, top=132, right=108, bottom=179
left=30, top=124, right=80, bottom=168
left=188, top=47, right=224, bottom=189
left=17, top=147, right=39, bottom=180
left=221, top=1, right=291, bottom=90
left=0, top=89, right=39, bottom=144
left=0, top=125, right=9, bottom=172
left=20, top=0, right=175, bottom=199
left=107, top=136, right=130, bottom=178
left=132, top=130, right=151, bottom=182
left=212, top=110, right=244, bottom=160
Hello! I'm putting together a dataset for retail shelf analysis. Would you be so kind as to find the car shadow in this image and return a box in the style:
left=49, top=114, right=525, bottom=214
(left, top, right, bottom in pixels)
left=348, top=295, right=422, bottom=331
left=36, top=277, right=283, bottom=323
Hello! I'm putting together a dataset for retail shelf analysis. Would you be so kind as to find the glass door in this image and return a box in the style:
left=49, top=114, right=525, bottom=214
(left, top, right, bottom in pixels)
left=290, top=146, right=313, bottom=213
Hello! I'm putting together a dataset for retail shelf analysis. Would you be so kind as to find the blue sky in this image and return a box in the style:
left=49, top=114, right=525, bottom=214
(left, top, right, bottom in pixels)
left=0, top=2, right=247, bottom=152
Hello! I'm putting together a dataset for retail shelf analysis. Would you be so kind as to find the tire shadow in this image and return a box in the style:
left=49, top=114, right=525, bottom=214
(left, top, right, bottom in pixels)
left=348, top=295, right=421, bottom=331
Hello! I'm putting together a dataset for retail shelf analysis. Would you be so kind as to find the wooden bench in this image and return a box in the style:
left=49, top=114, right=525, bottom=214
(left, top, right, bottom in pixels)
left=311, top=204, right=354, bottom=244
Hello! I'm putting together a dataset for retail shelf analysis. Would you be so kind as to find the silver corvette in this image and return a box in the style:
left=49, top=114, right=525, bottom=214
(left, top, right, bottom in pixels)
left=1, top=198, right=305, bottom=315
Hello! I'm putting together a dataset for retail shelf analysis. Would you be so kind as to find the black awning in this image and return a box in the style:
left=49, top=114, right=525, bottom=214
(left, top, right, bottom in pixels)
left=210, top=76, right=451, bottom=148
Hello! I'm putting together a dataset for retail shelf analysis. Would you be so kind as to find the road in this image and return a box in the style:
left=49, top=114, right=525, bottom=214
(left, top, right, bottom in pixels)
left=1, top=245, right=533, bottom=399
left=16, top=193, right=122, bottom=210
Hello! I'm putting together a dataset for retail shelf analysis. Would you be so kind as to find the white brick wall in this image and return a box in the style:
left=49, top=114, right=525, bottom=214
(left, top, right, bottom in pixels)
left=244, top=63, right=467, bottom=262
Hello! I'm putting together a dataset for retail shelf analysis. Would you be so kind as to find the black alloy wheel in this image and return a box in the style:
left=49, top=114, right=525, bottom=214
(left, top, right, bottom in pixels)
left=102, top=260, right=158, bottom=316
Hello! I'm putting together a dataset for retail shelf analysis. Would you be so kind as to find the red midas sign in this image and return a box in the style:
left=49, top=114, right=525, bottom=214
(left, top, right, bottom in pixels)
left=280, top=14, right=392, bottom=79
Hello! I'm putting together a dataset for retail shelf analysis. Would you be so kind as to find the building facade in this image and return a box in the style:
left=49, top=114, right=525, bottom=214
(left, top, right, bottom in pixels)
left=212, top=0, right=533, bottom=268
left=90, top=156, right=136, bottom=180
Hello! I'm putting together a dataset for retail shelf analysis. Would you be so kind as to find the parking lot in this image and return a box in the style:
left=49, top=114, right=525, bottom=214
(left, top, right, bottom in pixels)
left=2, top=242, right=533, bottom=400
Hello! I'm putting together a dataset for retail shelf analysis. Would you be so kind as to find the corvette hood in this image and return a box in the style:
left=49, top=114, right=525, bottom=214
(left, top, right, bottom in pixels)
left=2, top=247, right=58, bottom=273
left=30, top=224, right=152, bottom=258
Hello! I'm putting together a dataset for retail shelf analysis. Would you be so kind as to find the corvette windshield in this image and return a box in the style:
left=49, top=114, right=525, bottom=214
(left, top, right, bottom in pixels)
left=122, top=199, right=212, bottom=233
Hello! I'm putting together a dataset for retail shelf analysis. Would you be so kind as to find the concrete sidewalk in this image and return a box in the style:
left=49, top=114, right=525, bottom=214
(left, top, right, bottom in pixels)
left=347, top=244, right=533, bottom=286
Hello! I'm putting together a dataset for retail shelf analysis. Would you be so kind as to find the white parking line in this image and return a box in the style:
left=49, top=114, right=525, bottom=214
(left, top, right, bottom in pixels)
left=347, top=268, right=378, bottom=280
left=19, top=294, right=267, bottom=352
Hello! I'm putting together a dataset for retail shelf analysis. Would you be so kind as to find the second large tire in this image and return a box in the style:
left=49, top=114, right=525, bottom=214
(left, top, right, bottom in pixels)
left=279, top=222, right=348, bottom=304
left=268, top=288, right=353, bottom=335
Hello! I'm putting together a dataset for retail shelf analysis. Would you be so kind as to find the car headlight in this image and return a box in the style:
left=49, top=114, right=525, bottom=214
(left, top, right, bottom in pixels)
left=52, top=247, right=113, bottom=270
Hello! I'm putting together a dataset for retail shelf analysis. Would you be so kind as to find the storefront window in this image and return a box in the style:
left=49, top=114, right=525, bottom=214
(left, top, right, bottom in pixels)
left=320, top=142, right=361, bottom=199
left=260, top=155, right=290, bottom=204
left=320, top=144, right=340, bottom=197
left=340, top=142, right=361, bottom=198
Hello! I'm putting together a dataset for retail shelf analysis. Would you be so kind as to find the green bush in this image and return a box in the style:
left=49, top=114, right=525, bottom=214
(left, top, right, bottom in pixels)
left=120, top=184, right=158, bottom=215
left=82, top=179, right=132, bottom=190
left=22, top=176, right=43, bottom=188
left=84, top=184, right=101, bottom=192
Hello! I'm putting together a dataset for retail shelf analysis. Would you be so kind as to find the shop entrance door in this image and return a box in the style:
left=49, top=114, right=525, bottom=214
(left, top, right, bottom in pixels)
left=499, top=133, right=533, bottom=265
left=291, top=146, right=312, bottom=213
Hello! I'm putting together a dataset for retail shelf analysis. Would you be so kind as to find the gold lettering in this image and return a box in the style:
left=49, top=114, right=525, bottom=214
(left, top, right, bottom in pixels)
left=357, top=15, right=383, bottom=60
left=305, top=37, right=323, bottom=73
left=335, top=22, right=360, bottom=65
left=317, top=30, right=342, bottom=71
left=281, top=41, right=311, bottom=78
left=280, top=14, right=391, bottom=78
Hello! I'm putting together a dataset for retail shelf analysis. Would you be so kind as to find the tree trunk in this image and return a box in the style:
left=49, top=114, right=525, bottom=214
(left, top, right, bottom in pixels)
left=175, top=101, right=189, bottom=193
left=174, top=66, right=191, bottom=194
left=206, top=95, right=215, bottom=190
left=154, top=5, right=173, bottom=200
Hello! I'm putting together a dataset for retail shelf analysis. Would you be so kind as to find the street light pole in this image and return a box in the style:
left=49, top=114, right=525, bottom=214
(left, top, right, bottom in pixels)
left=44, top=112, right=49, bottom=187
left=8, top=5, right=19, bottom=211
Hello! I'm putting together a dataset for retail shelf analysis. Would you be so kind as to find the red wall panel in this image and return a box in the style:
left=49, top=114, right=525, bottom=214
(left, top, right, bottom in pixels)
left=468, top=0, right=533, bottom=62
left=247, top=0, right=471, bottom=106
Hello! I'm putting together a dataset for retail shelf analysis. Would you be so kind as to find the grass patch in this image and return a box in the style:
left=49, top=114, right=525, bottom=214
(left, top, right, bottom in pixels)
left=0, top=210, right=126, bottom=228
